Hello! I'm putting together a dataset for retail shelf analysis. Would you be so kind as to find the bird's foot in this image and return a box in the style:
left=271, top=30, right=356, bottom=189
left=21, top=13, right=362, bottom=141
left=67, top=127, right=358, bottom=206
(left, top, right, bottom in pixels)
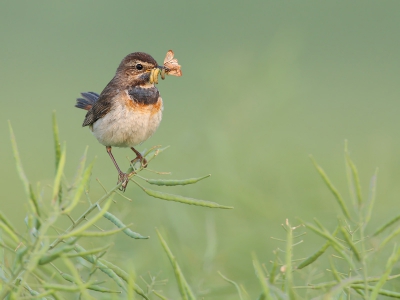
left=117, top=171, right=136, bottom=192
left=131, top=155, right=148, bottom=169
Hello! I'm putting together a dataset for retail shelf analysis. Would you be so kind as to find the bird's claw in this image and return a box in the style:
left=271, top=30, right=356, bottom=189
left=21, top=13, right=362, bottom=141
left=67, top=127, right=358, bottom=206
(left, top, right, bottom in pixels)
left=131, top=156, right=148, bottom=169
left=117, top=171, right=135, bottom=192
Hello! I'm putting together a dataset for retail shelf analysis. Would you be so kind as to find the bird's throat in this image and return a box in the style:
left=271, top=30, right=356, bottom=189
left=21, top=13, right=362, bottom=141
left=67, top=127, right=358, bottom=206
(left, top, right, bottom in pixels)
left=127, top=85, right=159, bottom=105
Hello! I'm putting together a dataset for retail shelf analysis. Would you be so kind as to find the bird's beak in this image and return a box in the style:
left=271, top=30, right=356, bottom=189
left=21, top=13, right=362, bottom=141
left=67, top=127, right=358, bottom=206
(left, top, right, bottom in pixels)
left=149, top=66, right=165, bottom=84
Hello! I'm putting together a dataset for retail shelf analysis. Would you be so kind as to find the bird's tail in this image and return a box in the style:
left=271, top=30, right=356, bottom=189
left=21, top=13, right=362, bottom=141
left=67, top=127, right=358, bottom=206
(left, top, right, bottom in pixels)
left=75, top=92, right=100, bottom=111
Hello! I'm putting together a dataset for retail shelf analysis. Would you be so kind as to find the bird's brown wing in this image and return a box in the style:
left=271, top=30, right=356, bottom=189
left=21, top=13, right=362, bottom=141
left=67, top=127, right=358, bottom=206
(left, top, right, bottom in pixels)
left=82, top=80, right=118, bottom=127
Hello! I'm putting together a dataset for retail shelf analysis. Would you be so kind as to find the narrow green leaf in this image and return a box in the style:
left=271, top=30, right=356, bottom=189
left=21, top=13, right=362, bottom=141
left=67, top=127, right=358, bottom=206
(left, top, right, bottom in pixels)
left=328, top=262, right=353, bottom=300
left=294, top=274, right=400, bottom=290
left=97, top=257, right=148, bottom=299
left=143, top=174, right=210, bottom=186
left=34, top=290, right=56, bottom=298
left=153, top=290, right=169, bottom=300
left=65, top=244, right=111, bottom=258
left=23, top=283, right=43, bottom=298
left=310, top=156, right=351, bottom=220
left=313, top=218, right=325, bottom=231
left=339, top=225, right=361, bottom=261
left=76, top=226, right=130, bottom=237
left=38, top=245, right=75, bottom=265
left=136, top=183, right=232, bottom=209
left=103, top=211, right=148, bottom=239
left=75, top=243, right=148, bottom=299
left=62, top=197, right=113, bottom=239
left=52, top=112, right=63, bottom=204
left=303, top=222, right=345, bottom=251
left=52, top=143, right=66, bottom=204
left=95, top=259, right=130, bottom=283
left=126, top=268, right=136, bottom=300
left=8, top=122, right=29, bottom=194
left=63, top=160, right=95, bottom=214
left=74, top=244, right=128, bottom=294
left=344, top=141, right=357, bottom=208
left=252, top=253, right=272, bottom=300
left=13, top=246, right=28, bottom=270
left=297, top=240, right=330, bottom=269
left=329, top=258, right=342, bottom=282
left=61, top=256, right=94, bottom=299
left=345, top=145, right=363, bottom=206
left=371, top=245, right=400, bottom=300
left=269, top=251, right=279, bottom=283
left=373, top=214, right=400, bottom=237
left=61, top=273, right=120, bottom=293
left=8, top=123, right=41, bottom=227
left=52, top=111, right=61, bottom=168
left=365, top=169, right=378, bottom=223
left=28, top=184, right=40, bottom=217
left=302, top=221, right=356, bottom=270
left=324, top=277, right=361, bottom=300
left=71, top=146, right=88, bottom=189
left=87, top=285, right=122, bottom=294
left=352, top=284, right=400, bottom=298
left=218, top=271, right=244, bottom=300
left=157, top=229, right=195, bottom=300
left=380, top=226, right=400, bottom=250
left=0, top=211, right=19, bottom=239
left=0, top=233, right=5, bottom=279
left=0, top=222, right=19, bottom=243
left=360, top=274, right=400, bottom=283
left=27, top=184, right=42, bottom=230
left=284, top=220, right=297, bottom=300
left=42, top=282, right=94, bottom=292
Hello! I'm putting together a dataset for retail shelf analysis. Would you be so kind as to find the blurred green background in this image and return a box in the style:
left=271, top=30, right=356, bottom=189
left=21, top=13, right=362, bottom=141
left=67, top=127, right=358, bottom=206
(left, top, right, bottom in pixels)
left=1, top=1, right=400, bottom=298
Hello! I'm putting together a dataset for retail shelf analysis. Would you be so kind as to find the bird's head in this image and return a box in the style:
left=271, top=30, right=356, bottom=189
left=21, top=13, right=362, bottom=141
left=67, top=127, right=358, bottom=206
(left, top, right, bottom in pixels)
left=116, top=52, right=164, bottom=86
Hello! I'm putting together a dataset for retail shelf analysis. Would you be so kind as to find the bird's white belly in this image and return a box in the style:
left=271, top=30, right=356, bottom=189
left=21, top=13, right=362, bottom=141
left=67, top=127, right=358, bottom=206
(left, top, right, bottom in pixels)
left=91, top=98, right=163, bottom=148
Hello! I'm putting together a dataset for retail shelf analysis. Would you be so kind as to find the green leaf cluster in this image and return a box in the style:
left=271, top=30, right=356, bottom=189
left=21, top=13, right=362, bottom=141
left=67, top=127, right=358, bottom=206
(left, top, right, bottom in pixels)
left=0, top=113, right=229, bottom=299
left=3, top=116, right=400, bottom=299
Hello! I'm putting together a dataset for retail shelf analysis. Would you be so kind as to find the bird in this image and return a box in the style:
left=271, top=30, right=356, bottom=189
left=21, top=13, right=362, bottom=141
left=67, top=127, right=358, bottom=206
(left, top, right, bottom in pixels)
left=75, top=51, right=182, bottom=191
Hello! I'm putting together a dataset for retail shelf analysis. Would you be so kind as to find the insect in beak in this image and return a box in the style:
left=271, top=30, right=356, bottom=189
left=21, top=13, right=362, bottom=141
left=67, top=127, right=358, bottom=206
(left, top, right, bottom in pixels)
left=149, top=66, right=166, bottom=84
left=159, top=65, right=166, bottom=80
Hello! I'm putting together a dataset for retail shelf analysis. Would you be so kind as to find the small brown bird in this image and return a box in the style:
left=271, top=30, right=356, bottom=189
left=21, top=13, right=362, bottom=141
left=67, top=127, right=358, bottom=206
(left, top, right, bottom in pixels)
left=76, top=51, right=181, bottom=191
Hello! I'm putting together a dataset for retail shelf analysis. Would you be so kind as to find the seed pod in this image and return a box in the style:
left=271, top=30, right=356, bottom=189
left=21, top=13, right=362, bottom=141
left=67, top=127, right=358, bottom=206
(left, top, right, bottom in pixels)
left=38, top=245, right=75, bottom=265
left=103, top=212, right=148, bottom=239
left=297, top=241, right=330, bottom=269
left=145, top=174, right=210, bottom=186
left=143, top=188, right=233, bottom=209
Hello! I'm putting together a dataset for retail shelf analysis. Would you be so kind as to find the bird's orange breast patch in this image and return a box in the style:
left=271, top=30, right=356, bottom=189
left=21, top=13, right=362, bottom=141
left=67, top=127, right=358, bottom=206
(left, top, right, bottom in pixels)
left=124, top=94, right=162, bottom=116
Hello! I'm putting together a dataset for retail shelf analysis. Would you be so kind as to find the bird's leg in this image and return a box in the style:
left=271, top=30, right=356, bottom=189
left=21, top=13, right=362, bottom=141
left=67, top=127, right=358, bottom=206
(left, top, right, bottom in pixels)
left=130, top=147, right=148, bottom=168
left=106, top=146, right=134, bottom=192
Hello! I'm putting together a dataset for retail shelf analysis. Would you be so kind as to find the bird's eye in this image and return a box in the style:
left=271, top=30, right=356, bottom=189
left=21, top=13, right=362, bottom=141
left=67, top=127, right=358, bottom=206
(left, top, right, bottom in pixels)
left=136, top=64, right=143, bottom=70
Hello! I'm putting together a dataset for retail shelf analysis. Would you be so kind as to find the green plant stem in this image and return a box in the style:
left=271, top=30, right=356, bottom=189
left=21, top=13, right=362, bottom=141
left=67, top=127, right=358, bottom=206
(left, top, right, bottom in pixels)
left=293, top=273, right=400, bottom=290
left=218, top=271, right=244, bottom=300
left=11, top=217, right=56, bottom=298
left=48, top=168, right=133, bottom=250
left=359, top=216, right=369, bottom=299
left=285, top=220, right=296, bottom=300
